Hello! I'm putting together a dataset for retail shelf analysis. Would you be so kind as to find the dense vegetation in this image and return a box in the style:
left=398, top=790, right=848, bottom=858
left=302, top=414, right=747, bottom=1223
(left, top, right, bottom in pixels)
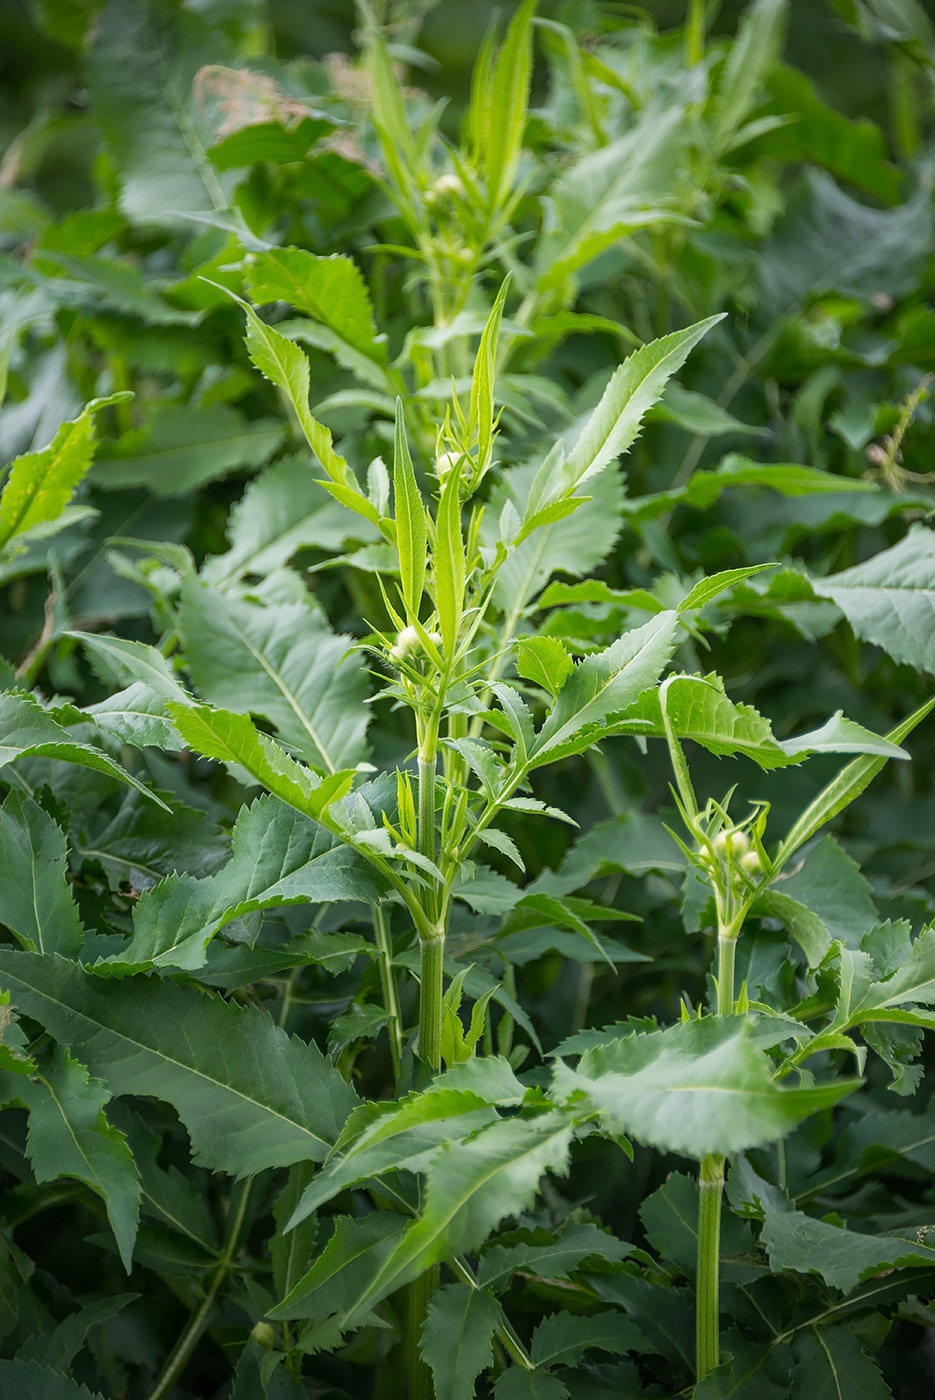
left=2, top=0, right=935, bottom=1396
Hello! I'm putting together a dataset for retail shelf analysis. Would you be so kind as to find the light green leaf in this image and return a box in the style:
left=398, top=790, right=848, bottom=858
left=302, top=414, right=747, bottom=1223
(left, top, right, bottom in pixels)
left=678, top=566, right=776, bottom=612
left=514, top=637, right=573, bottom=698
left=0, top=1046, right=140, bottom=1271
left=421, top=1283, right=502, bottom=1400
left=810, top=524, right=935, bottom=674
left=92, top=404, right=284, bottom=497
left=710, top=0, right=788, bottom=156
left=178, top=579, right=369, bottom=774
left=0, top=791, right=84, bottom=956
left=469, top=279, right=509, bottom=473
left=551, top=1018, right=857, bottom=1158
left=84, top=682, right=184, bottom=751
left=435, top=470, right=466, bottom=657
left=247, top=247, right=385, bottom=366
left=530, top=612, right=679, bottom=766
left=0, top=392, right=130, bottom=553
left=0, top=949, right=358, bottom=1174
left=66, top=632, right=192, bottom=702
left=393, top=399, right=427, bottom=621
left=98, top=795, right=386, bottom=975
left=476, top=0, right=536, bottom=212
left=0, top=691, right=171, bottom=809
left=167, top=701, right=354, bottom=821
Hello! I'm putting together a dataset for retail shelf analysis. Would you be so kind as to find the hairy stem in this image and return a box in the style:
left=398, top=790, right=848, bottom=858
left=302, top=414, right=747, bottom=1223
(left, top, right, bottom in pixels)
left=145, top=1178, right=253, bottom=1400
left=696, top=1154, right=725, bottom=1381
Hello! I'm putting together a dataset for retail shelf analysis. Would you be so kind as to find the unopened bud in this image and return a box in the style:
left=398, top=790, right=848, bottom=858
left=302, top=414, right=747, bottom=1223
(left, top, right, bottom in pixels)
left=740, top=850, right=763, bottom=878
left=251, top=1321, right=276, bottom=1349
left=389, top=625, right=420, bottom=661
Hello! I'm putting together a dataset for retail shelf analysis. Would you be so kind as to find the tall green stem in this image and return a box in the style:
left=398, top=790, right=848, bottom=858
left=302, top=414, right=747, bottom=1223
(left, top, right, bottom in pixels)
left=418, top=930, right=444, bottom=1070
left=696, top=1153, right=725, bottom=1380
left=374, top=903, right=403, bottom=1083
left=717, top=932, right=737, bottom=1017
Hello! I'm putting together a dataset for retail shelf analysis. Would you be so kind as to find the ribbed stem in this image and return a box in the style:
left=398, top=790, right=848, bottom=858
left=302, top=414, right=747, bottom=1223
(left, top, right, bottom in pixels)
left=374, top=903, right=403, bottom=1083
left=696, top=1154, right=725, bottom=1381
left=419, top=932, right=444, bottom=1070
left=717, top=933, right=737, bottom=1017
left=418, top=754, right=437, bottom=868
left=407, top=1268, right=437, bottom=1400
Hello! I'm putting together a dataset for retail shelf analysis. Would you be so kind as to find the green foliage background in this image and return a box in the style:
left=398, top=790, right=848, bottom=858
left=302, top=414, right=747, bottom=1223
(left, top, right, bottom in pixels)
left=2, top=0, right=935, bottom=1397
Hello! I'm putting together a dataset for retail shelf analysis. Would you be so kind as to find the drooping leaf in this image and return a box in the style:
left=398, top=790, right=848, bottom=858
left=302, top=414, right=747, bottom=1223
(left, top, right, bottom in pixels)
left=0, top=691, right=170, bottom=809
left=0, top=1047, right=140, bottom=1271
left=0, top=950, right=358, bottom=1175
left=177, top=579, right=370, bottom=773
left=420, top=1282, right=503, bottom=1400
left=98, top=795, right=385, bottom=975
left=0, top=790, right=84, bottom=956
left=551, top=1018, right=857, bottom=1159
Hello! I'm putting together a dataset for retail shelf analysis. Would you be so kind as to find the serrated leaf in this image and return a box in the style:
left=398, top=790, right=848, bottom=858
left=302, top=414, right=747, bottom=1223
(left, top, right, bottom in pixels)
left=710, top=0, right=788, bottom=156
left=272, top=1113, right=572, bottom=1327
left=167, top=701, right=354, bottom=821
left=0, top=393, right=128, bottom=553
left=763, top=1206, right=935, bottom=1293
left=477, top=1223, right=631, bottom=1290
left=92, top=403, right=284, bottom=496
left=678, top=566, right=776, bottom=613
left=0, top=949, right=358, bottom=1174
left=0, top=1047, right=140, bottom=1271
left=515, top=637, right=573, bottom=698
left=477, top=0, right=535, bottom=212
left=810, top=524, right=935, bottom=674
left=755, top=836, right=878, bottom=964
left=494, top=1370, right=568, bottom=1400
left=0, top=1360, right=106, bottom=1400
left=551, top=1019, right=857, bottom=1159
left=0, top=691, right=170, bottom=809
left=0, top=790, right=83, bottom=956
left=420, top=1282, right=502, bottom=1400
left=67, top=632, right=192, bottom=702
left=530, top=612, right=679, bottom=766
left=99, top=795, right=385, bottom=974
left=392, top=400, right=426, bottom=620
left=247, top=247, right=385, bottom=368
left=789, top=1328, right=892, bottom=1400
left=530, top=1309, right=642, bottom=1367
left=178, top=579, right=369, bottom=774
left=17, top=1294, right=137, bottom=1373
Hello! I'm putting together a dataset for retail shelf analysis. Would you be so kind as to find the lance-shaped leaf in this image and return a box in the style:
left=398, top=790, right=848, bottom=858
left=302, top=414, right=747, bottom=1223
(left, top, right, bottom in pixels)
left=0, top=950, right=358, bottom=1174
left=0, top=1047, right=140, bottom=1271
left=475, top=0, right=536, bottom=212
left=0, top=392, right=129, bottom=554
left=420, top=1282, right=503, bottom=1400
left=469, top=280, right=509, bottom=473
left=762, top=1205, right=935, bottom=1293
left=810, top=524, right=935, bottom=674
left=709, top=0, right=788, bottom=156
left=67, top=632, right=192, bottom=702
left=98, top=795, right=386, bottom=975
left=551, top=1018, right=858, bottom=1159
left=476, top=1223, right=631, bottom=1290
left=178, top=579, right=369, bottom=774
left=271, top=1113, right=573, bottom=1327
left=555, top=315, right=724, bottom=500
left=529, top=612, right=679, bottom=766
left=434, top=469, right=466, bottom=657
left=616, top=674, right=906, bottom=769
left=0, top=790, right=84, bottom=956
left=0, top=691, right=170, bottom=809
left=530, top=1310, right=643, bottom=1368
left=167, top=702, right=354, bottom=821
left=393, top=400, right=427, bottom=621
left=92, top=403, right=284, bottom=497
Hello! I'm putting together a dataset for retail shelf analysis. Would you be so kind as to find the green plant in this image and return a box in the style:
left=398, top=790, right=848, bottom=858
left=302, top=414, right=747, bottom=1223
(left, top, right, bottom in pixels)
left=2, top=1, right=935, bottom=1397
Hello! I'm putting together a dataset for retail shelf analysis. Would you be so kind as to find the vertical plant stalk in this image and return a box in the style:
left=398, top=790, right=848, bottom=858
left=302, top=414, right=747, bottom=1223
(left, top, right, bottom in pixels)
left=145, top=1178, right=253, bottom=1400
left=374, top=902, right=403, bottom=1082
left=696, top=1153, right=725, bottom=1381
left=685, top=0, right=706, bottom=65
left=417, top=741, right=444, bottom=1071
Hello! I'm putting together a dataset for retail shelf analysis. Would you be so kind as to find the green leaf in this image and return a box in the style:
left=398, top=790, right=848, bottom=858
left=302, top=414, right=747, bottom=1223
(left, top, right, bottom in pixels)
left=435, top=470, right=466, bottom=657
left=551, top=1019, right=857, bottom=1159
left=271, top=1162, right=319, bottom=1301
left=469, top=279, right=509, bottom=474
left=0, top=1047, right=140, bottom=1271
left=166, top=702, right=354, bottom=821
left=476, top=0, right=536, bottom=212
left=530, top=1310, right=643, bottom=1368
left=0, top=393, right=129, bottom=553
left=393, top=399, right=427, bottom=621
left=92, top=404, right=284, bottom=497
left=693, top=1334, right=793, bottom=1399
left=514, top=637, right=573, bottom=697
left=530, top=612, right=679, bottom=766
left=66, top=632, right=192, bottom=703
left=789, top=1328, right=892, bottom=1400
left=17, top=1294, right=137, bottom=1373
left=558, top=317, right=725, bottom=498
left=0, top=791, right=84, bottom=956
left=202, top=454, right=377, bottom=585
left=763, top=1205, right=935, bottom=1292
left=678, top=566, right=777, bottom=612
left=83, top=683, right=184, bottom=751
left=178, top=579, right=370, bottom=774
left=477, top=1223, right=631, bottom=1290
left=0, top=691, right=171, bottom=810
left=534, top=110, right=688, bottom=289
left=0, top=1360, right=105, bottom=1400
left=777, top=696, right=935, bottom=865
left=710, top=0, right=788, bottom=155
left=247, top=248, right=385, bottom=370
left=810, top=524, right=935, bottom=674
left=98, top=795, right=385, bottom=975
left=0, top=950, right=358, bottom=1175
left=420, top=1282, right=502, bottom=1400
left=754, top=836, right=878, bottom=965
left=272, top=1113, right=573, bottom=1327
left=494, top=1370, right=568, bottom=1400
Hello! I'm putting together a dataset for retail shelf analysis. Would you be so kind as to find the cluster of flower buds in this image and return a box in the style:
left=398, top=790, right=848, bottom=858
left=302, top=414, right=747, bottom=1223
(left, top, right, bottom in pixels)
left=389, top=625, right=442, bottom=663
